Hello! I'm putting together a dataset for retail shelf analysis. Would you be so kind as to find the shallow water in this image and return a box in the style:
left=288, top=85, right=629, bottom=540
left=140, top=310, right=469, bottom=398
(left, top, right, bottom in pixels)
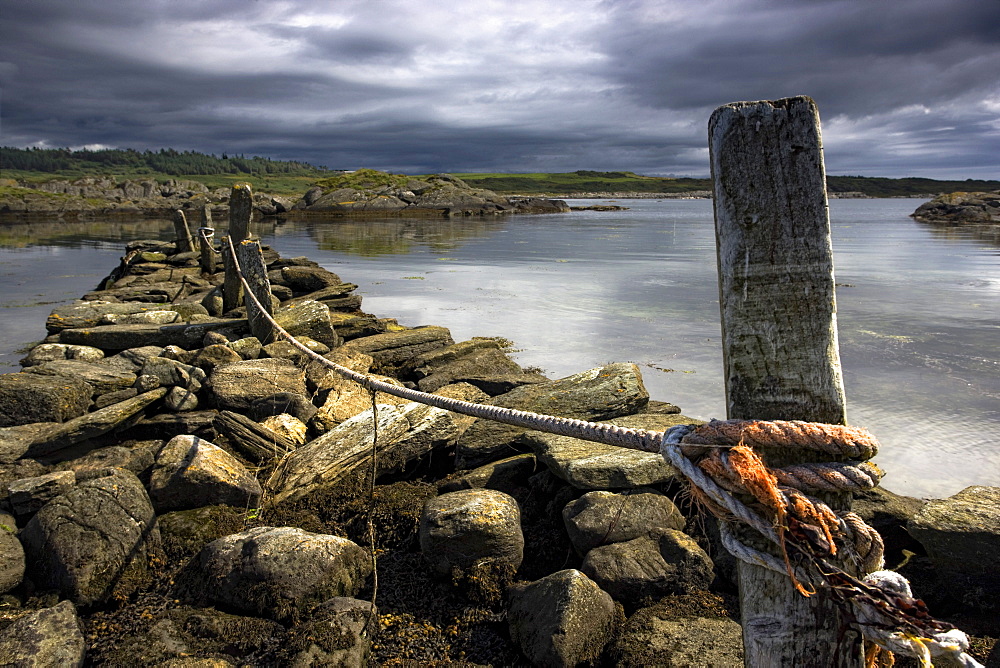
left=1, top=200, right=997, bottom=498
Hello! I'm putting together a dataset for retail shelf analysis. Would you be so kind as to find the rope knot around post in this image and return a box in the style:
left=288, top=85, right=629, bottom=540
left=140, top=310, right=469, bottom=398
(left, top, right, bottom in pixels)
left=660, top=421, right=982, bottom=667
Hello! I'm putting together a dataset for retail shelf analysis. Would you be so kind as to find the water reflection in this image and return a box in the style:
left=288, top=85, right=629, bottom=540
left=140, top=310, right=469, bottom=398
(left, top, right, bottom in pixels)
left=1, top=201, right=998, bottom=499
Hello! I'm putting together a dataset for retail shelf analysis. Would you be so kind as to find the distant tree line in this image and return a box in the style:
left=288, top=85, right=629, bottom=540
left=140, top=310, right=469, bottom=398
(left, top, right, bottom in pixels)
left=0, top=147, right=327, bottom=176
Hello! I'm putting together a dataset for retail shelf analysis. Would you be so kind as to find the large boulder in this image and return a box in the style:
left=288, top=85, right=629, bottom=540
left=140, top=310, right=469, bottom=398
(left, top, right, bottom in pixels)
left=562, top=489, right=686, bottom=557
left=409, top=339, right=546, bottom=394
left=507, top=569, right=617, bottom=668
left=22, top=360, right=136, bottom=399
left=285, top=597, right=376, bottom=667
left=340, top=326, right=454, bottom=375
left=419, top=489, right=524, bottom=576
left=580, top=529, right=715, bottom=607
left=609, top=599, right=744, bottom=667
left=0, top=373, right=92, bottom=427
left=0, top=600, right=87, bottom=667
left=24, top=387, right=168, bottom=460
left=19, top=343, right=104, bottom=367
left=455, top=362, right=650, bottom=470
left=192, top=526, right=371, bottom=623
left=273, top=300, right=340, bottom=348
left=208, top=358, right=307, bottom=412
left=149, top=435, right=262, bottom=512
left=907, top=486, right=1000, bottom=576
left=20, top=468, right=161, bottom=606
left=524, top=413, right=689, bottom=490
left=0, top=511, right=25, bottom=593
left=267, top=400, right=472, bottom=505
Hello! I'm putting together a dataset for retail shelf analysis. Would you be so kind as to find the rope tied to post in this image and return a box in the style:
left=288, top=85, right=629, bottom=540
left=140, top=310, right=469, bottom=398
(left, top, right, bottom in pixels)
left=220, top=236, right=982, bottom=667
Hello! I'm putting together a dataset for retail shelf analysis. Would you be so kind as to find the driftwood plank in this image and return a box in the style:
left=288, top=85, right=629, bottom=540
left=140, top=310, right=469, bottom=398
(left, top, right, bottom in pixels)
left=214, top=410, right=296, bottom=463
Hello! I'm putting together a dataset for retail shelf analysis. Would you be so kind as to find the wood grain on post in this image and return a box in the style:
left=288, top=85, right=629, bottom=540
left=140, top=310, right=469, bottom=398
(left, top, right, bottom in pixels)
left=235, top=239, right=275, bottom=344
left=221, top=235, right=242, bottom=313
left=228, top=182, right=253, bottom=244
left=173, top=209, right=195, bottom=253
left=198, top=227, right=216, bottom=275
left=222, top=184, right=254, bottom=312
left=708, top=96, right=859, bottom=666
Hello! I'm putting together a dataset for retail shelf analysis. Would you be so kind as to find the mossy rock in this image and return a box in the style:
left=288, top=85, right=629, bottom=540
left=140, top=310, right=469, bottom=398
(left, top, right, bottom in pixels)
left=157, top=505, right=245, bottom=561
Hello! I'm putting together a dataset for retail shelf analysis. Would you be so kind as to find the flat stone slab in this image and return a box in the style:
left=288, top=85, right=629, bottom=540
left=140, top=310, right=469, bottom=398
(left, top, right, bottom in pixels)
left=59, top=318, right=247, bottom=352
left=521, top=414, right=691, bottom=489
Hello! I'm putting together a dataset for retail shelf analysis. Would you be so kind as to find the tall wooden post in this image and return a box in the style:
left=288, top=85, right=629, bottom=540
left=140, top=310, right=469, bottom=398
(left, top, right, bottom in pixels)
left=708, top=96, right=860, bottom=666
left=173, top=209, right=195, bottom=253
left=235, top=239, right=275, bottom=344
left=223, top=184, right=253, bottom=313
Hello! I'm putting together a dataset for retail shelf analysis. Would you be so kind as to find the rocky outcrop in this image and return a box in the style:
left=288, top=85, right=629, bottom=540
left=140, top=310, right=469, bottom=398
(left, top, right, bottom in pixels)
left=2, top=170, right=569, bottom=220
left=912, top=191, right=1000, bottom=225
left=0, top=238, right=988, bottom=665
left=294, top=170, right=569, bottom=217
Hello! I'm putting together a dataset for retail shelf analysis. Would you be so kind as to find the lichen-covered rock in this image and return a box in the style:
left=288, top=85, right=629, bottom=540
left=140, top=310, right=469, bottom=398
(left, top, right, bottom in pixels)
left=273, top=300, right=340, bottom=348
left=419, top=489, right=524, bottom=576
left=23, top=359, right=137, bottom=398
left=523, top=413, right=690, bottom=490
left=193, top=526, right=371, bottom=623
left=260, top=413, right=308, bottom=446
left=341, top=326, right=454, bottom=375
left=20, top=468, right=161, bottom=606
left=0, top=600, right=86, bottom=667
left=278, top=266, right=344, bottom=294
left=268, top=400, right=471, bottom=505
left=507, top=569, right=617, bottom=668
left=208, top=358, right=307, bottom=412
left=0, top=372, right=92, bottom=427
left=455, top=362, right=650, bottom=470
left=19, top=343, right=105, bottom=367
left=562, top=488, right=686, bottom=556
left=149, top=435, right=262, bottom=512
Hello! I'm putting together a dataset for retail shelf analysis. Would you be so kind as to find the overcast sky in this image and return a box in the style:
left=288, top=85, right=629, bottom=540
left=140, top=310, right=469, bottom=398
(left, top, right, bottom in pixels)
left=1, top=0, right=998, bottom=178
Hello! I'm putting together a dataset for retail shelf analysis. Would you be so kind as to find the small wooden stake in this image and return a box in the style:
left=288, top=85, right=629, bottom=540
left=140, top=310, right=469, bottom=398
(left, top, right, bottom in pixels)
left=235, top=239, right=275, bottom=344
left=221, top=235, right=242, bottom=313
left=709, top=96, right=860, bottom=667
left=172, top=209, right=195, bottom=253
left=198, top=226, right=216, bottom=275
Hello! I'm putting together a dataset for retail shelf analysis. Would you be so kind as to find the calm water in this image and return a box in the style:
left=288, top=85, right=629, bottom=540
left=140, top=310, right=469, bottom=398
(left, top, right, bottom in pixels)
left=1, top=199, right=997, bottom=499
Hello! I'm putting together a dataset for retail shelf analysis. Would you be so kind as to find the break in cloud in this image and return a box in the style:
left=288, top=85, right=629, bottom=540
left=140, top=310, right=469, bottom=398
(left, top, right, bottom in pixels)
left=0, top=0, right=997, bottom=178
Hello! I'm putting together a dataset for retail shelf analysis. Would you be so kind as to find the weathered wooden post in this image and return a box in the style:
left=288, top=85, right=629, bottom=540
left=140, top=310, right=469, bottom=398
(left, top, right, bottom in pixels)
left=708, top=96, right=860, bottom=666
left=235, top=239, right=275, bottom=344
left=197, top=225, right=216, bottom=275
left=172, top=209, right=195, bottom=253
left=223, top=183, right=254, bottom=312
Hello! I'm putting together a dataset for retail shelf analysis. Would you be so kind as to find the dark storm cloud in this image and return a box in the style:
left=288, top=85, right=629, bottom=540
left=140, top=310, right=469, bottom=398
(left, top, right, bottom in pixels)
left=0, top=0, right=996, bottom=178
